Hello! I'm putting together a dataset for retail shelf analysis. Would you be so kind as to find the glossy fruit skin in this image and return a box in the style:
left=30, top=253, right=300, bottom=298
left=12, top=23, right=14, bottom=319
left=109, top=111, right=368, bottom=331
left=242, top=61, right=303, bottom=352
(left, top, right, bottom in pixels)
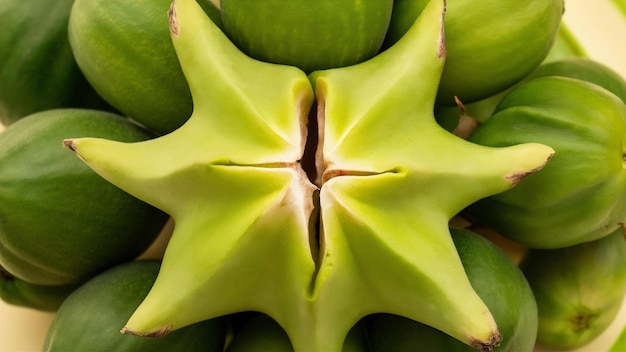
left=0, top=0, right=110, bottom=126
left=435, top=57, right=626, bottom=134
left=366, top=227, right=538, bottom=352
left=0, top=109, right=169, bottom=286
left=219, top=0, right=394, bottom=73
left=0, top=265, right=80, bottom=312
left=385, top=0, right=564, bottom=105
left=43, top=260, right=227, bottom=352
left=520, top=227, right=626, bottom=349
left=225, top=313, right=369, bottom=352
left=468, top=76, right=626, bottom=249
left=225, top=314, right=295, bottom=352
left=68, top=0, right=220, bottom=135
left=529, top=58, right=626, bottom=103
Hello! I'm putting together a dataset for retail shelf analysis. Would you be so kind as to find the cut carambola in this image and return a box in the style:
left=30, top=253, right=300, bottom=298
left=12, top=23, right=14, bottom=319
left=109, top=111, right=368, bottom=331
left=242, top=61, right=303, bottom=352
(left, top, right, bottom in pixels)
left=64, top=0, right=554, bottom=351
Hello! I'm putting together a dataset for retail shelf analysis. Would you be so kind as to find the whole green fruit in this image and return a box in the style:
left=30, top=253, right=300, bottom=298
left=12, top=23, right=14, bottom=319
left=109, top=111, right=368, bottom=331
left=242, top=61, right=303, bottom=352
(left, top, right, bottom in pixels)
left=366, top=227, right=538, bottom=351
left=385, top=0, right=564, bottom=105
left=0, top=109, right=168, bottom=286
left=434, top=57, right=626, bottom=135
left=219, top=0, right=393, bottom=73
left=0, top=264, right=80, bottom=312
left=520, top=227, right=626, bottom=349
left=43, top=260, right=227, bottom=351
left=68, top=0, right=221, bottom=135
left=0, top=0, right=110, bottom=126
left=468, top=76, right=626, bottom=248
left=529, top=58, right=626, bottom=103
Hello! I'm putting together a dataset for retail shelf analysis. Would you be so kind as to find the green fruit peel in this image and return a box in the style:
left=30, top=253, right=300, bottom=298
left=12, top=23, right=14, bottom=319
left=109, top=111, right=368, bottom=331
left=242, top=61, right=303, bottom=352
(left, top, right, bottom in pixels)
left=521, top=227, right=626, bottom=349
left=0, top=109, right=168, bottom=286
left=469, top=76, right=626, bottom=248
left=220, top=0, right=394, bottom=73
left=384, top=0, right=564, bottom=105
left=65, top=0, right=555, bottom=351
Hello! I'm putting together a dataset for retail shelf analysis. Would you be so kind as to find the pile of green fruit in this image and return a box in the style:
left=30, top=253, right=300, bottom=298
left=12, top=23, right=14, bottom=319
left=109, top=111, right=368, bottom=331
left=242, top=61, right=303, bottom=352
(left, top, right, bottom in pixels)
left=1, top=0, right=626, bottom=351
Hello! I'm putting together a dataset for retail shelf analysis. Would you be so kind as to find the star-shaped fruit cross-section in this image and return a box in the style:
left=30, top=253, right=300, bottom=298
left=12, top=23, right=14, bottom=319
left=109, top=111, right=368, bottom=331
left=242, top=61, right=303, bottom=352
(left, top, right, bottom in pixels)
left=65, top=0, right=554, bottom=351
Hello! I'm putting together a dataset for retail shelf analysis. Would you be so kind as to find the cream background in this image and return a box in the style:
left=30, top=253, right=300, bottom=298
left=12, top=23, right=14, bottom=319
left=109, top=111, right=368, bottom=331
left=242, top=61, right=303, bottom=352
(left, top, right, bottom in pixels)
left=1, top=0, right=626, bottom=351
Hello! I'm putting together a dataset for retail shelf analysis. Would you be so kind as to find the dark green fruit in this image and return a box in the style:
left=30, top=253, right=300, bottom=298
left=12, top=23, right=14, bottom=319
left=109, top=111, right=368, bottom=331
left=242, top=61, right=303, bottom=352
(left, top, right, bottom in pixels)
left=0, top=0, right=110, bottom=126
left=468, top=76, right=626, bottom=248
left=219, top=0, right=393, bottom=73
left=43, top=260, right=227, bottom=351
left=520, top=227, right=626, bottom=349
left=0, top=109, right=168, bottom=286
left=225, top=314, right=369, bottom=352
left=385, top=0, right=564, bottom=105
left=0, top=264, right=80, bottom=312
left=367, top=227, right=538, bottom=352
left=68, top=0, right=221, bottom=135
left=225, top=314, right=294, bottom=351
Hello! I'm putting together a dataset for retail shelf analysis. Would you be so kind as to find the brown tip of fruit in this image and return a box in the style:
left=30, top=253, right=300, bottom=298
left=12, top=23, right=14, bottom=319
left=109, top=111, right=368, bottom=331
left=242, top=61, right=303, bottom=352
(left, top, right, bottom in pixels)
left=63, top=139, right=91, bottom=164
left=63, top=139, right=77, bottom=152
left=120, top=324, right=173, bottom=338
left=505, top=151, right=554, bottom=186
left=470, top=331, right=503, bottom=352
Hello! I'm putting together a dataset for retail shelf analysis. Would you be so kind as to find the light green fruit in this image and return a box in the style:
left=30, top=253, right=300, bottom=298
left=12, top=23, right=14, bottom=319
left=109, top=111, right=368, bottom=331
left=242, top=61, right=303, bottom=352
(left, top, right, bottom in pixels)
left=434, top=55, right=626, bottom=135
left=468, top=76, right=626, bottom=248
left=529, top=58, right=626, bottom=103
left=65, top=0, right=553, bottom=351
left=520, top=228, right=626, bottom=349
left=385, top=0, right=564, bottom=105
left=434, top=25, right=595, bottom=134
left=68, top=0, right=221, bottom=134
left=43, top=260, right=227, bottom=351
left=219, top=0, right=393, bottom=73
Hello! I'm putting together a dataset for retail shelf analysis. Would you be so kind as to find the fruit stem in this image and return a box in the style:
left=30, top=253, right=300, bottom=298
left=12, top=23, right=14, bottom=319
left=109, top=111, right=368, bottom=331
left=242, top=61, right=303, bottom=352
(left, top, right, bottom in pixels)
left=451, top=96, right=480, bottom=139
